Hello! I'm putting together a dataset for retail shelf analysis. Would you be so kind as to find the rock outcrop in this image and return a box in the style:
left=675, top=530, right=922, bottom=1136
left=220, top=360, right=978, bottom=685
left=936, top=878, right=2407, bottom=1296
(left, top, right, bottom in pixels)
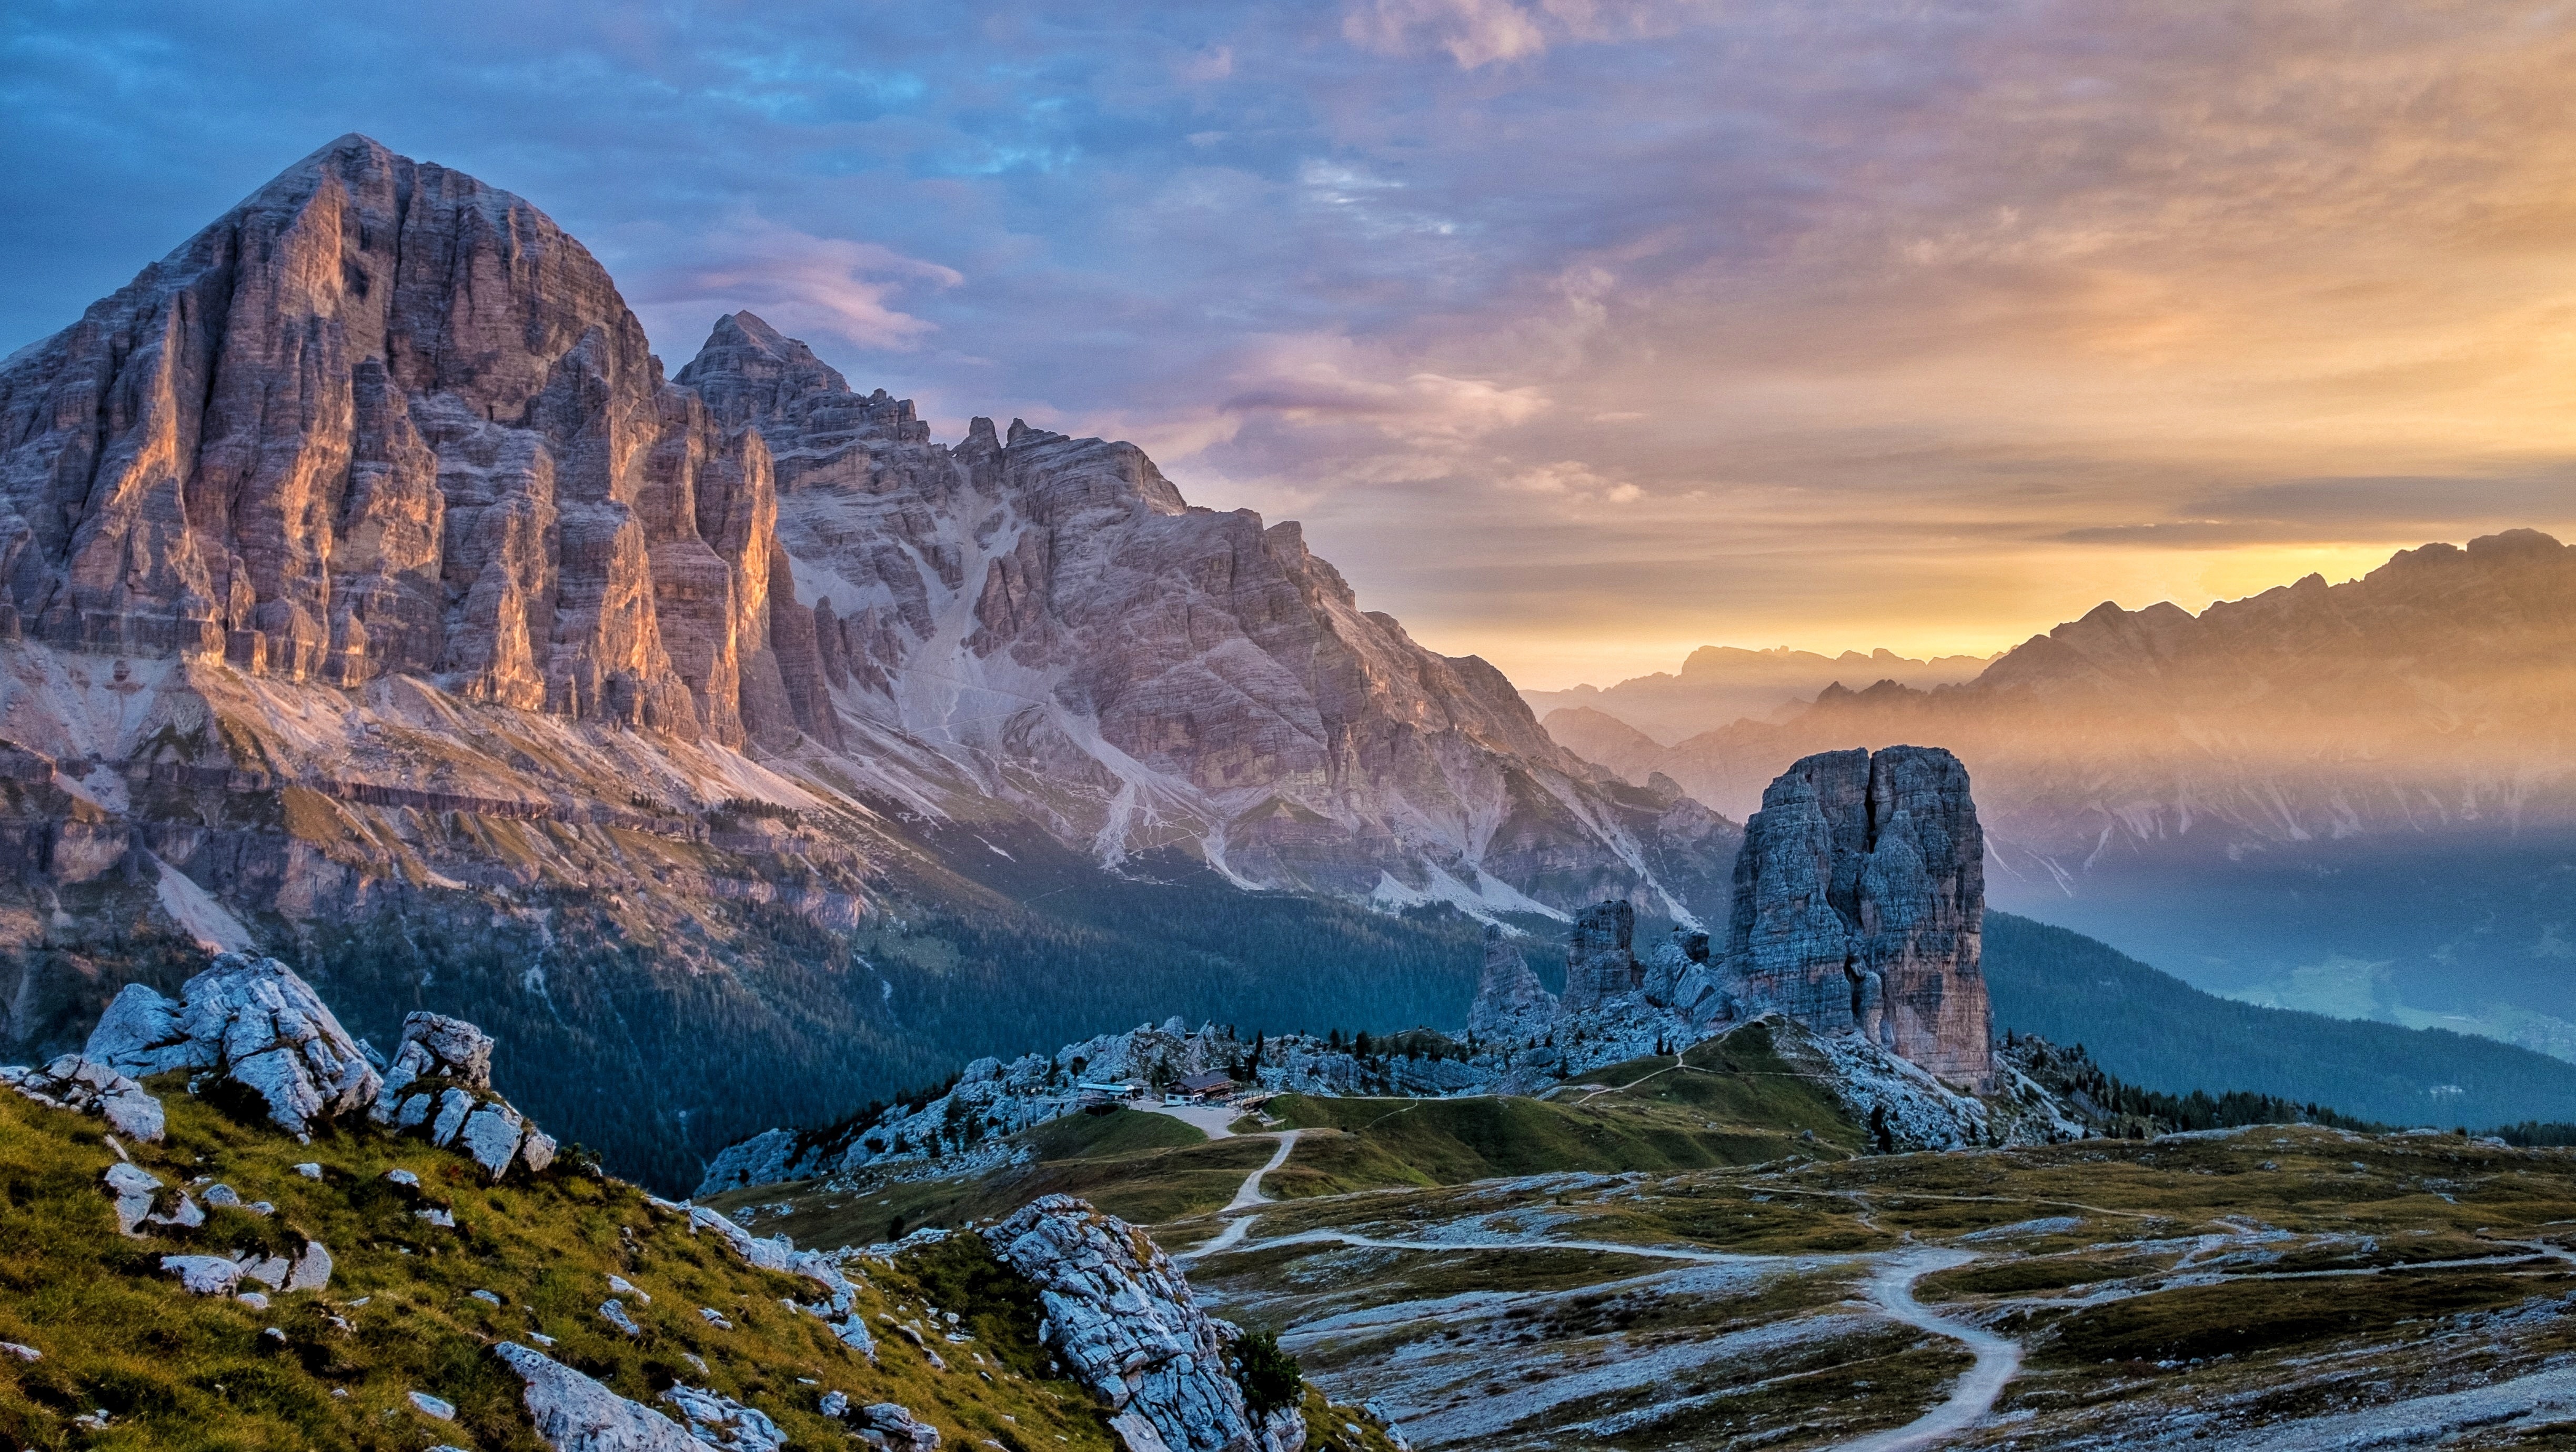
left=370, top=1011, right=557, bottom=1178
left=991, top=1195, right=1302, bottom=1452
left=3, top=1054, right=165, bottom=1141
left=853, top=1402, right=942, bottom=1450
left=1719, top=746, right=1991, bottom=1083
left=1556, top=901, right=1642, bottom=1013
left=1466, top=926, right=1556, bottom=1045
left=495, top=1342, right=703, bottom=1451
left=86, top=954, right=380, bottom=1137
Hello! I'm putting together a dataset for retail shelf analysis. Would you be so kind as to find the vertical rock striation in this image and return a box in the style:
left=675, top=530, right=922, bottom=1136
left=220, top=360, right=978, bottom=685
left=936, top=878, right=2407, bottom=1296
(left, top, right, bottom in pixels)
left=0, top=134, right=829, bottom=748
left=1722, top=745, right=1991, bottom=1083
left=1466, top=925, right=1557, bottom=1044
left=991, top=1195, right=1302, bottom=1452
left=1556, top=901, right=1641, bottom=1013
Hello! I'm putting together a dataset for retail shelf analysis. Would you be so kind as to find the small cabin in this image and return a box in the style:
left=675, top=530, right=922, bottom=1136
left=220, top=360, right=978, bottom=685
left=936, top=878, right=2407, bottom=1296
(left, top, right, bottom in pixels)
left=1174, top=1071, right=1236, bottom=1102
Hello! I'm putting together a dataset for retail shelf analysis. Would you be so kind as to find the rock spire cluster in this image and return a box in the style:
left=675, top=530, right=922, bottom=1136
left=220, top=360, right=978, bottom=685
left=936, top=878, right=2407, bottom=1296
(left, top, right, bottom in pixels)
left=1466, top=744, right=1994, bottom=1086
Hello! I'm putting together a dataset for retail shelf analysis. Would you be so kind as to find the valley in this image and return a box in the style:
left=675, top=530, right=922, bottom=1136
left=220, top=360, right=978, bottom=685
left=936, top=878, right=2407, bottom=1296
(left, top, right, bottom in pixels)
left=705, top=1030, right=2576, bottom=1449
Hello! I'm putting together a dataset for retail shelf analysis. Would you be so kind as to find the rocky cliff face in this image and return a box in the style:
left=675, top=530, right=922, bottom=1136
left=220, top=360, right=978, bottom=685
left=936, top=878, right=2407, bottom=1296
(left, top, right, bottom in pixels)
left=1465, top=925, right=1556, bottom=1044
left=1720, top=747, right=1991, bottom=1084
left=0, top=134, right=833, bottom=747
left=675, top=312, right=1734, bottom=922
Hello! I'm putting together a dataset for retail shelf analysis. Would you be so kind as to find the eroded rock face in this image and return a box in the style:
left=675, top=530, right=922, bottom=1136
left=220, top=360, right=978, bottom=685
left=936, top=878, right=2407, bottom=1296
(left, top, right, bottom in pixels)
left=85, top=954, right=379, bottom=1137
left=1720, top=746, right=1992, bottom=1083
left=1556, top=901, right=1641, bottom=1013
left=1466, top=926, right=1556, bottom=1045
left=991, top=1195, right=1300, bottom=1452
left=0, top=134, right=826, bottom=748
left=674, top=311, right=1731, bottom=921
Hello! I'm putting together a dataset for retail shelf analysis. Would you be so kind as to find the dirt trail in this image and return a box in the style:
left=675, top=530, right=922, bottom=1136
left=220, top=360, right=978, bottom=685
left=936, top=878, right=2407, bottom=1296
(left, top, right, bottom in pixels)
left=1184, top=1189, right=2027, bottom=1446
left=1174, top=1130, right=1302, bottom=1263
left=1833, top=1249, right=2021, bottom=1452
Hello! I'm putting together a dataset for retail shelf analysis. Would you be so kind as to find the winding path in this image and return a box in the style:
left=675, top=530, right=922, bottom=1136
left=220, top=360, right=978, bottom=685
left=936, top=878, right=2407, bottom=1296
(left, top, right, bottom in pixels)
left=1837, top=1251, right=2022, bottom=1452
left=1174, top=1130, right=1302, bottom=1262
left=1171, top=1132, right=2022, bottom=1447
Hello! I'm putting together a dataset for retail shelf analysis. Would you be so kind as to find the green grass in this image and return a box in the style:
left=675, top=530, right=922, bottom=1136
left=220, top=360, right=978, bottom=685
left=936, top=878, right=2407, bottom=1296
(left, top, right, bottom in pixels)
left=0, top=1083, right=1381, bottom=1451
left=1020, top=1106, right=1210, bottom=1162
left=703, top=1100, right=1291, bottom=1252
left=1253, top=1022, right=1862, bottom=1198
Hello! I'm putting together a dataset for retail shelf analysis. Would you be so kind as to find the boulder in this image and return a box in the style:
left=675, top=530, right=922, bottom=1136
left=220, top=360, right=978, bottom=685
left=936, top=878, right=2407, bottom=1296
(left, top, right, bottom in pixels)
left=858, top=1402, right=942, bottom=1450
left=494, top=1342, right=701, bottom=1451
left=161, top=1256, right=246, bottom=1296
left=1465, top=927, right=1556, bottom=1045
left=104, top=1163, right=163, bottom=1236
left=85, top=956, right=380, bottom=1138
left=661, top=1384, right=786, bottom=1451
left=371, top=1010, right=557, bottom=1178
left=3, top=1055, right=165, bottom=1141
left=991, top=1195, right=1300, bottom=1452
left=378, top=1013, right=494, bottom=1094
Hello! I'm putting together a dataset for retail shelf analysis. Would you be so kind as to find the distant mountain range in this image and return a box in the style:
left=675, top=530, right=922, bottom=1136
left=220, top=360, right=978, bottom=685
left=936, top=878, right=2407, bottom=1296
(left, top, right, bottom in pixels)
left=1543, top=532, right=2576, bottom=1064
left=1523, top=645, right=1993, bottom=744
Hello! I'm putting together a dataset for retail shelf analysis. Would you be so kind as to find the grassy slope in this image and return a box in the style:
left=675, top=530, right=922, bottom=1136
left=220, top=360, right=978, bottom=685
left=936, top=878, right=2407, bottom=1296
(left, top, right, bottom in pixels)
left=0, top=1086, right=1355, bottom=1451
left=704, top=1107, right=1284, bottom=1257
left=1256, top=1021, right=1863, bottom=1199
left=1986, top=911, right=2576, bottom=1128
left=721, top=1022, right=1872, bottom=1246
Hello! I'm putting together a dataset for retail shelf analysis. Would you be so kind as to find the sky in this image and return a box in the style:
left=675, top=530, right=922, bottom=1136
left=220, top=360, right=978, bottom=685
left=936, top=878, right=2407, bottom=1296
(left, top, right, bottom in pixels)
left=6, top=2, right=2575, bottom=689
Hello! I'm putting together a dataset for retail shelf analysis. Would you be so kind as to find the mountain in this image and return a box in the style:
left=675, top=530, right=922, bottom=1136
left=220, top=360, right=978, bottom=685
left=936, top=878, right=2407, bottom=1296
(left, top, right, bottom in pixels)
left=1546, top=533, right=2576, bottom=1060
left=0, top=135, right=1735, bottom=1188
left=678, top=311, right=1732, bottom=922
left=1523, top=644, right=1992, bottom=744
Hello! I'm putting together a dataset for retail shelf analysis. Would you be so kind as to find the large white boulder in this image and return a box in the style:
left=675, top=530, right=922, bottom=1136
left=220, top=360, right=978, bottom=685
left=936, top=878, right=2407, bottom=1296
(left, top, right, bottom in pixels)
left=85, top=956, right=379, bottom=1138
left=493, top=1342, right=702, bottom=1451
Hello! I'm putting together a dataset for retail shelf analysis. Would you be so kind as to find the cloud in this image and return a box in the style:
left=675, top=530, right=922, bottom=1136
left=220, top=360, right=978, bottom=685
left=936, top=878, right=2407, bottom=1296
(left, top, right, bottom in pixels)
left=1217, top=336, right=1548, bottom=442
left=1338, top=0, right=1688, bottom=67
left=9, top=0, right=2576, bottom=689
left=1502, top=460, right=1643, bottom=503
left=628, top=214, right=962, bottom=354
left=1342, top=0, right=1548, bottom=68
left=2058, top=473, right=2576, bottom=546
